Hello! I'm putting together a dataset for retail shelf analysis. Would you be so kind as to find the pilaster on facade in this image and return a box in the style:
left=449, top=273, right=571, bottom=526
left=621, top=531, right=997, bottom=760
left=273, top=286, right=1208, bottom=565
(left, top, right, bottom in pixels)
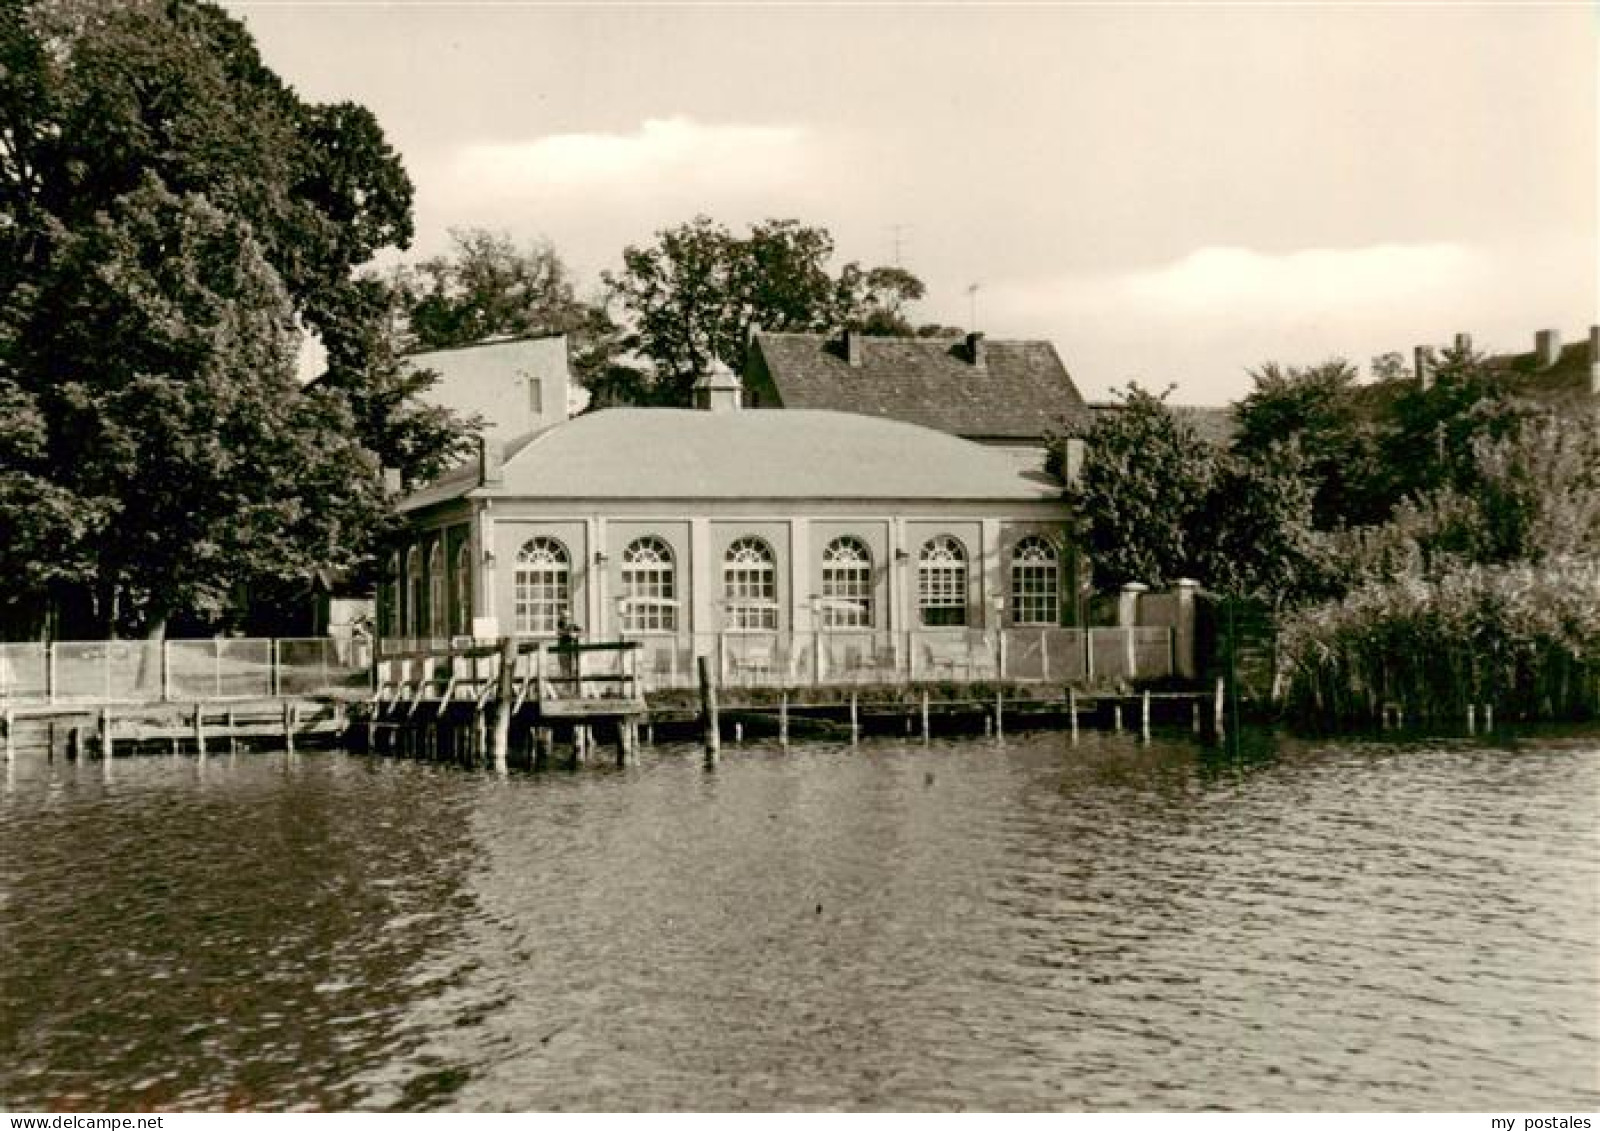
left=789, top=517, right=811, bottom=633
left=980, top=518, right=1004, bottom=629
left=587, top=515, right=605, bottom=632
left=689, top=517, right=713, bottom=635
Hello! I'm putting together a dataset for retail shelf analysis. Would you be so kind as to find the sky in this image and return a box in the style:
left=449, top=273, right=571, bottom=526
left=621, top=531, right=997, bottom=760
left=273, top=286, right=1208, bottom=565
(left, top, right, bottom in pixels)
left=224, top=1, right=1597, bottom=404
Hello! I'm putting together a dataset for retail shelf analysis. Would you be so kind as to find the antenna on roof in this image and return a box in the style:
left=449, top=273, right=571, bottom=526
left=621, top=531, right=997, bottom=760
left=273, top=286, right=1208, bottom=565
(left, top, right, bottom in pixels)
left=888, top=224, right=911, bottom=268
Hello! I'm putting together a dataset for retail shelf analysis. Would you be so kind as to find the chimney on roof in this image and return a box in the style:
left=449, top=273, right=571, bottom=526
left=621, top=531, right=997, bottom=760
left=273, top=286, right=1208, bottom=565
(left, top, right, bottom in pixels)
left=966, top=331, right=987, bottom=369
left=1589, top=325, right=1599, bottom=396
left=693, top=356, right=743, bottom=412
left=1414, top=345, right=1432, bottom=392
left=1454, top=332, right=1472, bottom=355
left=1535, top=328, right=1562, bottom=370
left=843, top=328, right=864, bottom=367
left=478, top=436, right=503, bottom=487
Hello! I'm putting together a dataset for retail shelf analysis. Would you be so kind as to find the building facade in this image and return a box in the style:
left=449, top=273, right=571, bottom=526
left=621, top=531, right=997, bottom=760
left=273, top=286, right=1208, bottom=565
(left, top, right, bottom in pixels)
left=383, top=396, right=1081, bottom=674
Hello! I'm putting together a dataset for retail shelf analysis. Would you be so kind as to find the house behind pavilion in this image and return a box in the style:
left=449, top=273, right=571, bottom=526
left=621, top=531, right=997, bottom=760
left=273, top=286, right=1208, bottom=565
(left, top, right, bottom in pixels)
left=403, top=333, right=576, bottom=441
left=741, top=329, right=1092, bottom=476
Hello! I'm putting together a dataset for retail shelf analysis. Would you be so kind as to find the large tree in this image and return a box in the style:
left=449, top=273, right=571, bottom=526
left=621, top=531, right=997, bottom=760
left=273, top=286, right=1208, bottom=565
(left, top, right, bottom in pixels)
left=1233, top=359, right=1387, bottom=529
left=0, top=0, right=438, bottom=636
left=9, top=179, right=391, bottom=634
left=1059, top=384, right=1217, bottom=592
left=1060, top=383, right=1319, bottom=603
left=603, top=216, right=932, bottom=405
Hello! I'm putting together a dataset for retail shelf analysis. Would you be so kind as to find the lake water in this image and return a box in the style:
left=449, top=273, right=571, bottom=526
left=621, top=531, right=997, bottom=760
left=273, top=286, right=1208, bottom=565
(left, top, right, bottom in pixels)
left=1, top=726, right=1596, bottom=1111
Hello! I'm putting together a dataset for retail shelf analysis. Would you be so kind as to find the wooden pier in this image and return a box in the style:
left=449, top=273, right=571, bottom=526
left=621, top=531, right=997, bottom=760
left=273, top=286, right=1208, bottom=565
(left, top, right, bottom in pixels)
left=0, top=696, right=355, bottom=762
left=1, top=635, right=1234, bottom=769
left=367, top=637, right=649, bottom=770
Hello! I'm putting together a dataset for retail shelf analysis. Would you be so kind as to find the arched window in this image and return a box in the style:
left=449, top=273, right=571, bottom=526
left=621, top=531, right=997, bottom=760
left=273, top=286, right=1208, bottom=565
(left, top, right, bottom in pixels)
left=821, top=536, right=873, bottom=628
left=454, top=542, right=472, bottom=636
left=621, top=536, right=677, bottom=633
left=514, top=537, right=570, bottom=634
left=1010, top=535, right=1060, bottom=626
left=427, top=541, right=447, bottom=639
left=404, top=547, right=423, bottom=638
left=723, top=537, right=777, bottom=631
left=918, top=536, right=968, bottom=627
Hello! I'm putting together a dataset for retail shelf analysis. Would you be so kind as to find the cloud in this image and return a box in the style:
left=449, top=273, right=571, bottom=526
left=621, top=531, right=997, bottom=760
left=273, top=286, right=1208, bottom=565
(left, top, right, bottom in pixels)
left=444, top=116, right=810, bottom=203
left=994, top=242, right=1488, bottom=324
left=972, top=241, right=1570, bottom=402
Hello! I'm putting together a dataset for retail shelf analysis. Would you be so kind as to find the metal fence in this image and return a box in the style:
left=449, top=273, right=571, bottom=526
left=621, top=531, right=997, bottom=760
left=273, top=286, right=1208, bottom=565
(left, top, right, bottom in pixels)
left=376, top=627, right=1175, bottom=696
left=0, top=637, right=371, bottom=706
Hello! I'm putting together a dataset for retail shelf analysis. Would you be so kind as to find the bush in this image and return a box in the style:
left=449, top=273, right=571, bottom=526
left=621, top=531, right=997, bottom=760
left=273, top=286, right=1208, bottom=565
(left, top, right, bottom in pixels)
left=1278, top=560, right=1600, bottom=724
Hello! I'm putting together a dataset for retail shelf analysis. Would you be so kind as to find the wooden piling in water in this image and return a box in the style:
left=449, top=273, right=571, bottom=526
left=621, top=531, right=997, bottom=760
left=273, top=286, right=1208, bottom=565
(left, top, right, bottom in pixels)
left=99, top=707, right=113, bottom=761
left=1213, top=677, right=1226, bottom=741
left=698, top=655, right=720, bottom=761
left=193, top=704, right=206, bottom=758
left=69, top=726, right=82, bottom=762
left=994, top=688, right=1004, bottom=738
left=850, top=692, right=859, bottom=743
left=491, top=636, right=516, bottom=775
left=1068, top=688, right=1078, bottom=742
left=1112, top=702, right=1122, bottom=733
left=779, top=692, right=790, bottom=745
left=1141, top=690, right=1151, bottom=741
left=920, top=690, right=930, bottom=741
left=3, top=708, right=12, bottom=764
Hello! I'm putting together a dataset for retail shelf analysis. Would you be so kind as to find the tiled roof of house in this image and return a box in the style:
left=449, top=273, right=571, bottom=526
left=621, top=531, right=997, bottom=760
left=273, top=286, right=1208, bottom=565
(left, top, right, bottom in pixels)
left=1350, top=331, right=1597, bottom=419
left=1485, top=337, right=1596, bottom=415
left=748, top=332, right=1090, bottom=440
left=398, top=408, right=1064, bottom=513
left=1087, top=402, right=1239, bottom=447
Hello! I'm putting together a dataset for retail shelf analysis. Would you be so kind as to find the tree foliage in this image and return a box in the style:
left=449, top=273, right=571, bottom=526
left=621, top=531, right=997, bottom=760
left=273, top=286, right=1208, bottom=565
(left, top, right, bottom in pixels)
left=603, top=216, right=934, bottom=405
left=1061, top=383, right=1320, bottom=604
left=1379, top=339, right=1525, bottom=503
left=1061, top=384, right=1216, bottom=592
left=0, top=0, right=431, bottom=635
left=395, top=226, right=631, bottom=408
left=1233, top=359, right=1387, bottom=529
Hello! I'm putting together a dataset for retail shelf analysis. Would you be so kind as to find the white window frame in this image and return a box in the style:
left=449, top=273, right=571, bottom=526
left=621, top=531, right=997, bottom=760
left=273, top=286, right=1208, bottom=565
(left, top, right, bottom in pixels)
left=621, top=536, right=678, bottom=634
left=821, top=536, right=874, bottom=629
left=1009, top=535, right=1060, bottom=626
left=427, top=542, right=448, bottom=639
left=918, top=535, right=968, bottom=628
left=723, top=536, right=778, bottom=632
left=454, top=541, right=472, bottom=636
left=514, top=537, right=571, bottom=636
left=405, top=547, right=423, bottom=638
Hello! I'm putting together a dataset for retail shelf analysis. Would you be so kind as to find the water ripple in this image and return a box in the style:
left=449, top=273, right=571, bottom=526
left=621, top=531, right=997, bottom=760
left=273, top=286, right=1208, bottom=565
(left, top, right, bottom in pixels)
left=0, top=729, right=1595, bottom=1110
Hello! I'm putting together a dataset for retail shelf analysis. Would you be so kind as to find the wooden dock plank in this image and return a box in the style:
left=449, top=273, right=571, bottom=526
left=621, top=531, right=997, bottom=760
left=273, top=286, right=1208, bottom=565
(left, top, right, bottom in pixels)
left=539, top=698, right=648, bottom=719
